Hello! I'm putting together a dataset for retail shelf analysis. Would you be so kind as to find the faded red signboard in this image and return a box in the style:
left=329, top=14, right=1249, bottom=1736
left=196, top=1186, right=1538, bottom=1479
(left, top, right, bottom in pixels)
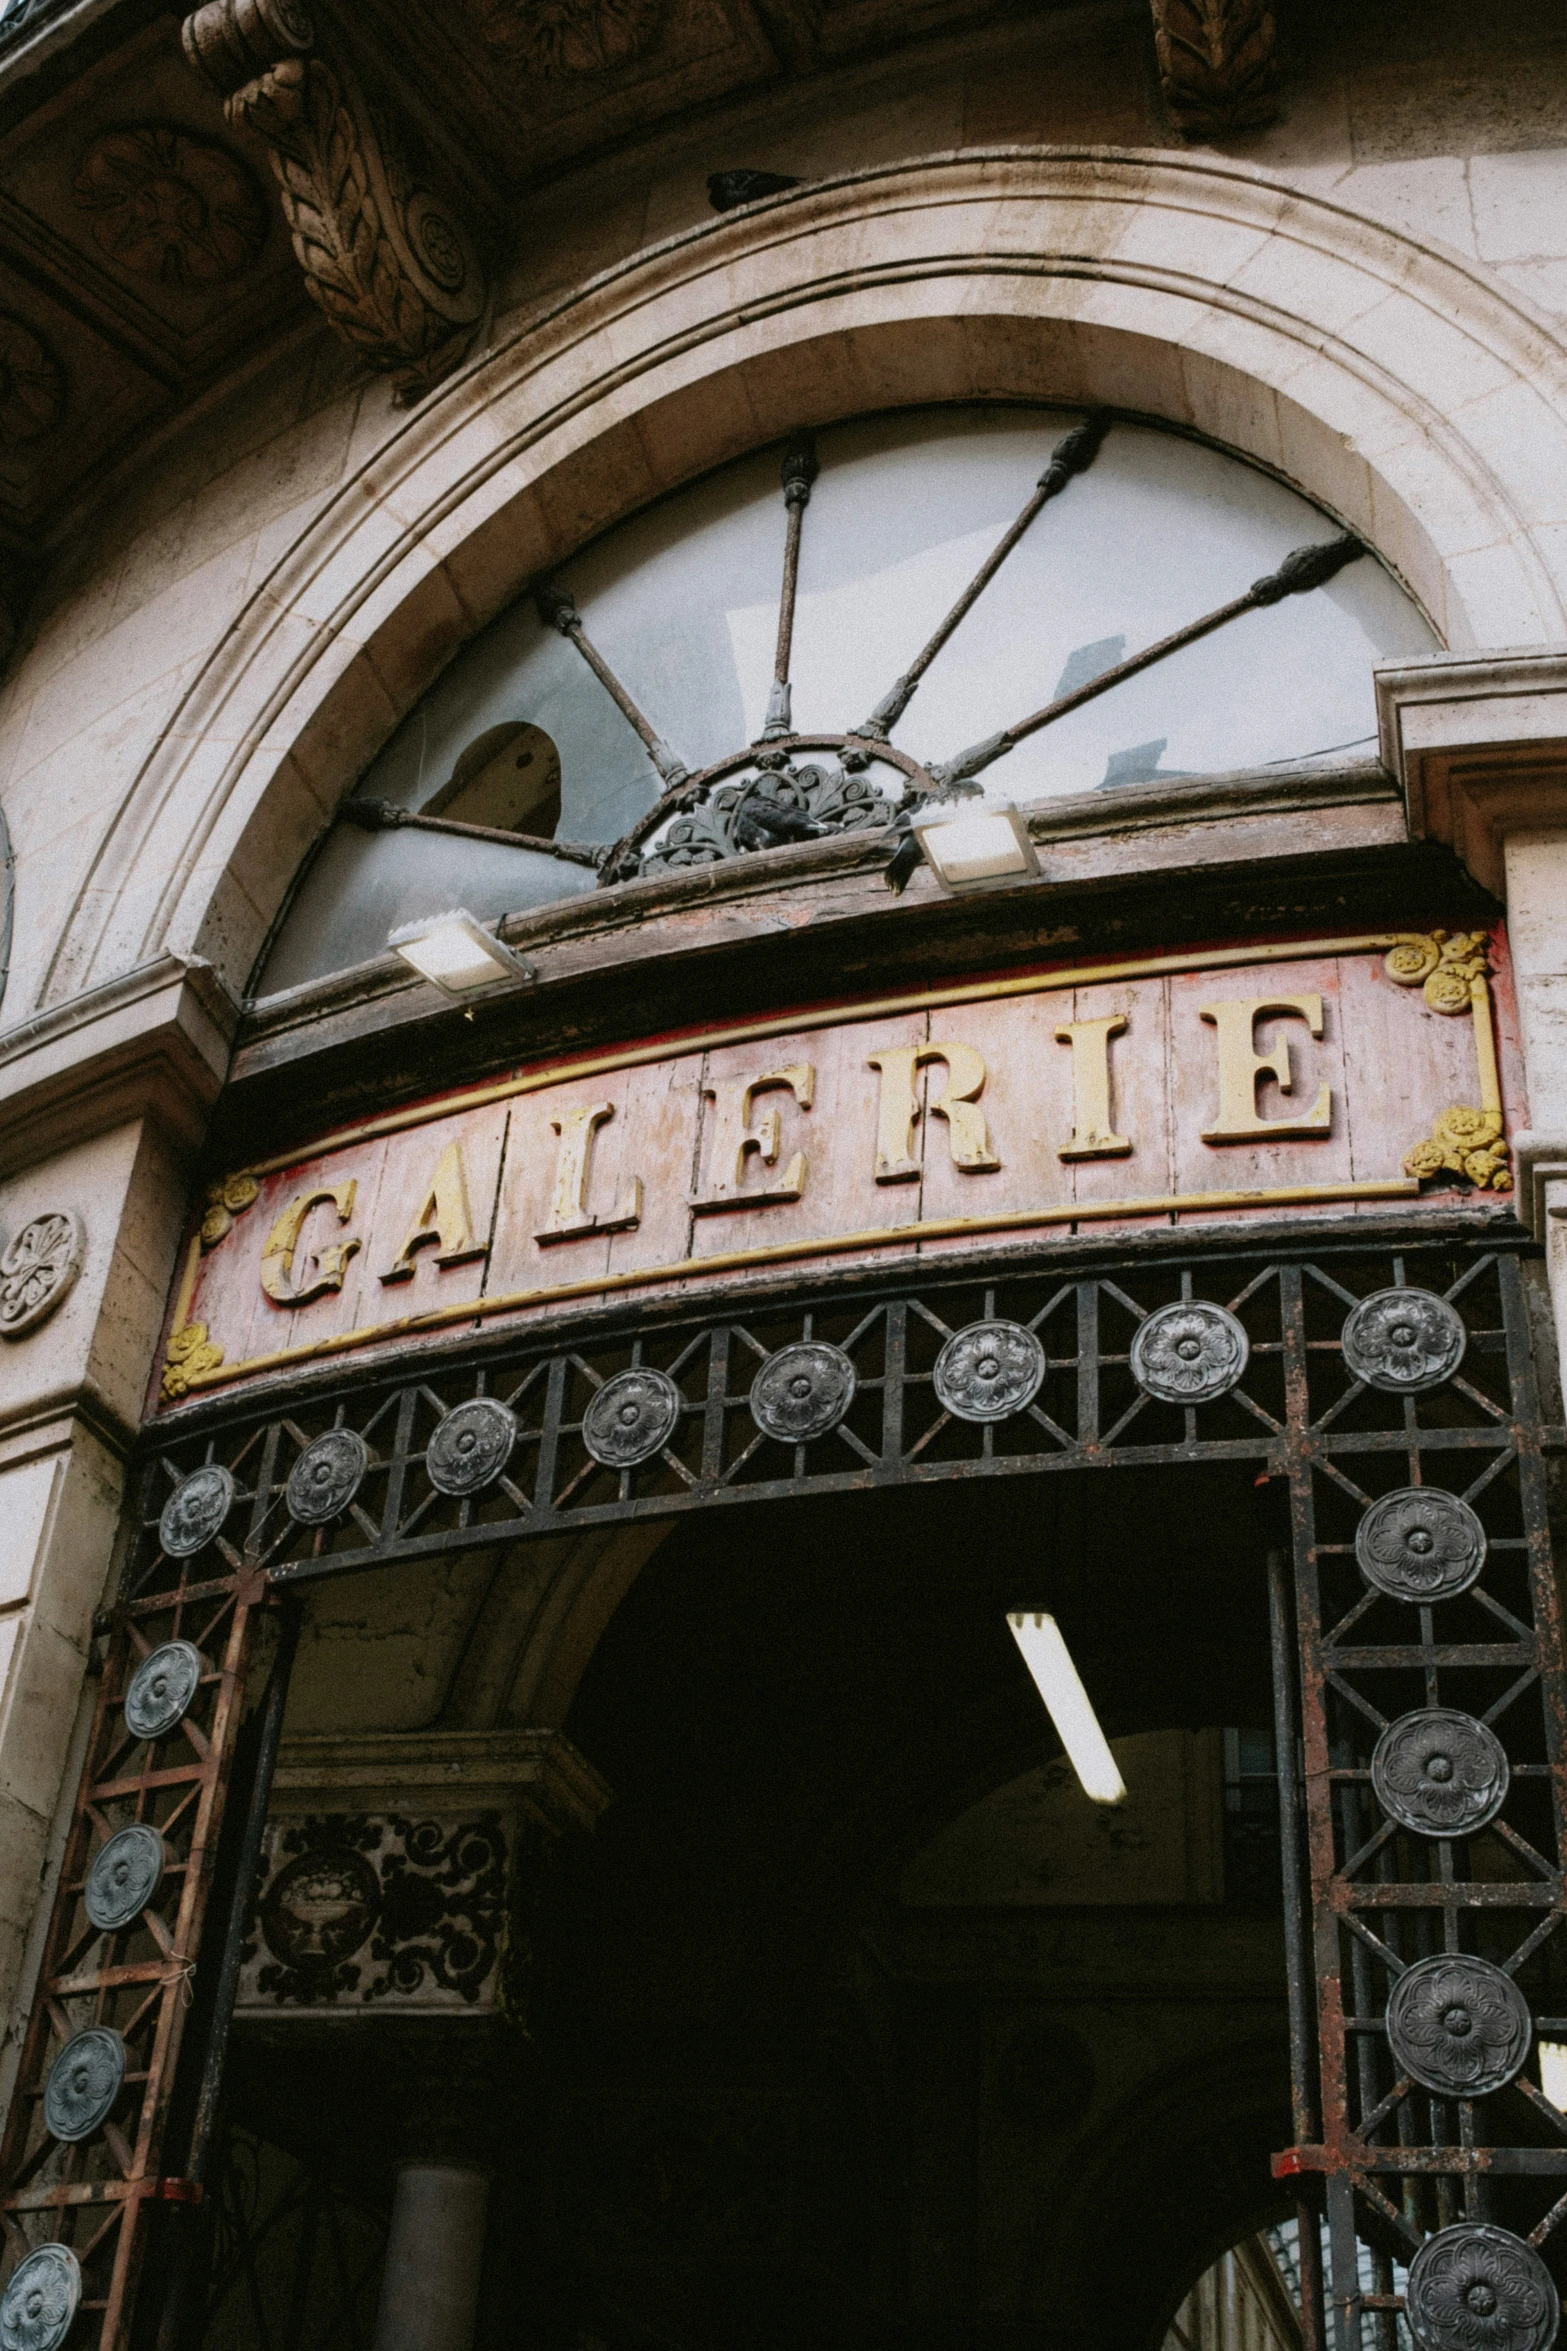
left=158, top=925, right=1521, bottom=1405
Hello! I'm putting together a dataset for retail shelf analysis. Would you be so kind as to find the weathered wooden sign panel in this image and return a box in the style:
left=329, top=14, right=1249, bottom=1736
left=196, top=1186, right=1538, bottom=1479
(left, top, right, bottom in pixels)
left=158, top=927, right=1520, bottom=1404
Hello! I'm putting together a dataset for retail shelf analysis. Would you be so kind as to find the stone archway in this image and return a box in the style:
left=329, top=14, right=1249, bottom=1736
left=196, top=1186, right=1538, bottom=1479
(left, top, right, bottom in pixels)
left=41, top=145, right=1567, bottom=1009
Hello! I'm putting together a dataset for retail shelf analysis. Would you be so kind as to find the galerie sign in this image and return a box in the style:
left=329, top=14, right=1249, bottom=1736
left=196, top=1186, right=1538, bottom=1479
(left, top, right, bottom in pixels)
left=159, top=927, right=1517, bottom=1402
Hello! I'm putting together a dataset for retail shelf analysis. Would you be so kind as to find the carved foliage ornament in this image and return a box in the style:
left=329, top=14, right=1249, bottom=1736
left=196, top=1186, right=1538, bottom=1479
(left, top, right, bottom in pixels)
left=0, top=1212, right=83, bottom=1338
left=469, top=0, right=663, bottom=78
left=1129, top=1299, right=1249, bottom=1405
left=1151, top=0, right=1279, bottom=139
left=933, top=1321, right=1046, bottom=1424
left=74, top=126, right=267, bottom=289
left=1386, top=1954, right=1532, bottom=2098
left=1342, top=1288, right=1466, bottom=1394
left=1371, top=1708, right=1510, bottom=1840
left=636, top=754, right=901, bottom=880
left=582, top=1367, right=680, bottom=1466
left=0, top=315, right=65, bottom=446
left=1405, top=2224, right=1560, bottom=2351
left=250, top=1813, right=506, bottom=2008
left=0, top=2246, right=82, bottom=2351
left=749, top=1342, right=856, bottom=1443
left=1355, top=1486, right=1487, bottom=1605
left=43, top=2026, right=125, bottom=2143
left=1386, top=933, right=1512, bottom=1192
left=181, top=0, right=485, bottom=400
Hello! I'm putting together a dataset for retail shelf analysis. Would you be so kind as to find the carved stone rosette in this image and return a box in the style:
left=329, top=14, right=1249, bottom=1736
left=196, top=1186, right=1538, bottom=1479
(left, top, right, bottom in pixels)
left=1151, top=0, right=1279, bottom=140
left=159, top=1463, right=237, bottom=1558
left=932, top=1321, right=1046, bottom=1424
left=426, top=1397, right=517, bottom=1495
left=1405, top=2224, right=1559, bottom=2351
left=0, top=1211, right=83, bottom=1339
left=286, top=1427, right=370, bottom=1523
left=1385, top=1953, right=1532, bottom=2098
left=1129, top=1300, right=1248, bottom=1405
left=43, top=2028, right=125, bottom=2145
left=84, top=1824, right=166, bottom=1934
left=123, top=1640, right=204, bottom=1741
left=181, top=0, right=486, bottom=401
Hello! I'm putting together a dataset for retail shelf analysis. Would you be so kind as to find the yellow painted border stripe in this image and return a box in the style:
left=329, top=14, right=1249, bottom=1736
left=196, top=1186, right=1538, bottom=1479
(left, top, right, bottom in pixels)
left=179, top=1176, right=1420, bottom=1393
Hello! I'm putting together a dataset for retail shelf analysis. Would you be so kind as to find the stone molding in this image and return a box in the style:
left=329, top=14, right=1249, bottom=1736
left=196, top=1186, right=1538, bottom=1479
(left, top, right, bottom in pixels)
left=0, top=953, right=235, bottom=1181
left=36, top=147, right=1567, bottom=1014
left=181, top=0, right=487, bottom=402
left=266, top=1725, right=611, bottom=1835
left=1376, top=651, right=1567, bottom=901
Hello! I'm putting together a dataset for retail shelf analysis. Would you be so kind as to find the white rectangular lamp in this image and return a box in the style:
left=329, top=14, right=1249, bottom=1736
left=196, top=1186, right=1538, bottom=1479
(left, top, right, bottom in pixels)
left=1541, top=2042, right=1567, bottom=2111
left=1006, top=1611, right=1127, bottom=1805
left=387, top=909, right=534, bottom=997
left=912, top=801, right=1039, bottom=892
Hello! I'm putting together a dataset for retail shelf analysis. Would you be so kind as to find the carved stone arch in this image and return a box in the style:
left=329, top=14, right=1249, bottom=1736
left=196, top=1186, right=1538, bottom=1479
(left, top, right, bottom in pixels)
left=40, top=145, right=1567, bottom=1008
left=438, top=1521, right=669, bottom=1731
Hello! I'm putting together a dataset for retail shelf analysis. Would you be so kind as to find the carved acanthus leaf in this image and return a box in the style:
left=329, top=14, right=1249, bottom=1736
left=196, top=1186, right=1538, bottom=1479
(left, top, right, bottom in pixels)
left=469, top=0, right=663, bottom=78
left=1150, top=0, right=1279, bottom=138
left=181, top=0, right=486, bottom=401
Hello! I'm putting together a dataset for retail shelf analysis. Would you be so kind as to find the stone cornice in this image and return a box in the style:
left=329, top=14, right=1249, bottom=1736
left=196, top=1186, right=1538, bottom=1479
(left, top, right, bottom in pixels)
left=267, top=1726, right=611, bottom=1834
left=0, top=952, right=236, bottom=1179
left=1376, top=650, right=1567, bottom=898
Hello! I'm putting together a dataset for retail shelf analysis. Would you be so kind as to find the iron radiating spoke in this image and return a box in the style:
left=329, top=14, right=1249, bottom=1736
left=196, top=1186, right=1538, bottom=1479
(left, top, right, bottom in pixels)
left=534, top=581, right=690, bottom=787
left=926, top=532, right=1365, bottom=791
left=852, top=414, right=1110, bottom=743
left=758, top=434, right=819, bottom=741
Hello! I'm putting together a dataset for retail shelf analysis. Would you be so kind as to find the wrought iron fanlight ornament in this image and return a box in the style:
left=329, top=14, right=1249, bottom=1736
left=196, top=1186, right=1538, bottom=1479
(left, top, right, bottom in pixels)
left=525, top=416, right=1367, bottom=889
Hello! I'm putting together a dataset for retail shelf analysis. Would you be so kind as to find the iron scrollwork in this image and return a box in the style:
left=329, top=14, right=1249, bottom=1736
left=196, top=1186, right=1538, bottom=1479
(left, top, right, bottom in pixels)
left=633, top=751, right=905, bottom=879
left=1404, top=2224, right=1560, bottom=2351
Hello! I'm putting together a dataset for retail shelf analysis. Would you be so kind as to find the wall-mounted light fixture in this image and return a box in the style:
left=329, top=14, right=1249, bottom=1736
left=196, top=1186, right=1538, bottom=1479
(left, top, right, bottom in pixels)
left=1006, top=1612, right=1127, bottom=1805
left=910, top=801, right=1039, bottom=892
left=1541, top=2042, right=1567, bottom=2111
left=387, top=910, right=534, bottom=998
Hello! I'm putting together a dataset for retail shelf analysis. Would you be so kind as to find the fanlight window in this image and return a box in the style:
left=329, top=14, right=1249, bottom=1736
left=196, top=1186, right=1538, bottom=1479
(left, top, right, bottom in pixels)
left=259, top=405, right=1435, bottom=994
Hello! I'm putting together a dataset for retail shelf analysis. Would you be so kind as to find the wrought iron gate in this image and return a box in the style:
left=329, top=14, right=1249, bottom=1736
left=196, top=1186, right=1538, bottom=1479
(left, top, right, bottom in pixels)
left=1, top=1231, right=1563, bottom=2350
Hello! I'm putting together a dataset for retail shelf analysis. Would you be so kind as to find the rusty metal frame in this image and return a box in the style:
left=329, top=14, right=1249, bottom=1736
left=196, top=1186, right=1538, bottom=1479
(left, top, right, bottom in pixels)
left=3, top=1230, right=1563, bottom=2350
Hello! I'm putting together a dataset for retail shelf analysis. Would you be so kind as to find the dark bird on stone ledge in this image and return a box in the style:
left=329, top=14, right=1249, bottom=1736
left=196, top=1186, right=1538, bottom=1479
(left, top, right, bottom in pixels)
left=731, top=798, right=823, bottom=852
left=708, top=168, right=802, bottom=212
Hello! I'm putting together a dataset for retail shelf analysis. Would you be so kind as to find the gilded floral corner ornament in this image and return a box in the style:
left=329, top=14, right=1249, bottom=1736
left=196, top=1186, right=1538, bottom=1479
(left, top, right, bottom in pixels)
left=163, top=1173, right=261, bottom=1398
left=1384, top=930, right=1512, bottom=1192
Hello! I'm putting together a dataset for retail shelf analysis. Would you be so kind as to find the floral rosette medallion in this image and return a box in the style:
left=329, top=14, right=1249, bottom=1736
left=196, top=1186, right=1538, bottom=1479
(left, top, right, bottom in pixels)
left=426, top=1398, right=517, bottom=1497
left=1341, top=1287, right=1466, bottom=1393
left=581, top=1368, right=681, bottom=1467
left=1371, top=1708, right=1509, bottom=1839
left=0, top=2244, right=82, bottom=2351
left=1404, top=2224, right=1559, bottom=2351
left=932, top=1321, right=1046, bottom=1424
left=749, top=1342, right=856, bottom=1442
left=1385, top=1954, right=1532, bottom=2098
left=1128, top=1300, right=1249, bottom=1405
left=1355, top=1487, right=1487, bottom=1603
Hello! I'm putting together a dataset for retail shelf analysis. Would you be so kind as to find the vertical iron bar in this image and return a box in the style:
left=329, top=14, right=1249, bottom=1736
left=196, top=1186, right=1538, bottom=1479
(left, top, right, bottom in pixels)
left=760, top=435, right=818, bottom=740
left=1268, top=1542, right=1316, bottom=2147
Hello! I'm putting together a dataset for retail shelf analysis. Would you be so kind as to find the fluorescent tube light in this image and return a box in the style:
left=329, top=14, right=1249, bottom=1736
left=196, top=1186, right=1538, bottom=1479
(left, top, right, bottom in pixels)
left=912, top=802, right=1039, bottom=892
left=1541, top=2042, right=1567, bottom=2111
left=1006, top=1611, right=1127, bottom=1805
left=387, top=909, right=534, bottom=997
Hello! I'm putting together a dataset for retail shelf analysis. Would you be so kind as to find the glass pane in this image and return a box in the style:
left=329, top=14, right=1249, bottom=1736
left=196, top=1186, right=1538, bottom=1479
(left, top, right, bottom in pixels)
left=258, top=404, right=1435, bottom=995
